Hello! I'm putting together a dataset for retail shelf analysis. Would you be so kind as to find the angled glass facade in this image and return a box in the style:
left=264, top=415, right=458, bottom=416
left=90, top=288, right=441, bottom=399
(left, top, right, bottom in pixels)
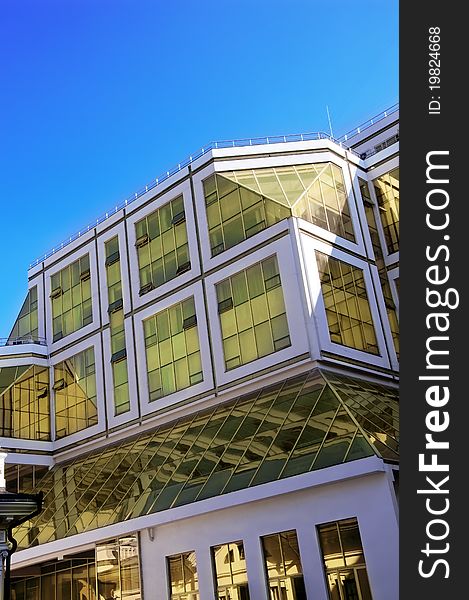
left=203, top=173, right=291, bottom=256
left=373, top=168, right=399, bottom=255
left=13, top=369, right=398, bottom=551
left=0, top=364, right=49, bottom=440
left=216, top=256, right=290, bottom=370
left=223, top=164, right=355, bottom=242
left=8, top=286, right=39, bottom=342
left=316, top=253, right=379, bottom=355
left=135, top=195, right=190, bottom=295
left=359, top=178, right=399, bottom=358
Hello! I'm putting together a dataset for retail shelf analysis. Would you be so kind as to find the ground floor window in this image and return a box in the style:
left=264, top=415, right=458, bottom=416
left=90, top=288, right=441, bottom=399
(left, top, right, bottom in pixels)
left=261, top=529, right=307, bottom=600
left=317, top=518, right=373, bottom=600
left=211, top=541, right=250, bottom=600
left=167, top=551, right=199, bottom=599
left=10, top=535, right=141, bottom=600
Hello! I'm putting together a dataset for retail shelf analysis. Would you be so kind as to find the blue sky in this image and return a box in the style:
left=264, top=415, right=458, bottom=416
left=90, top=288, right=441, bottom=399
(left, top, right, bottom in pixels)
left=0, top=0, right=398, bottom=333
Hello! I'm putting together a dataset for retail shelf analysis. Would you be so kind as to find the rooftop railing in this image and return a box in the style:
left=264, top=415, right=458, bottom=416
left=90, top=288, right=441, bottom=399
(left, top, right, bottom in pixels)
left=28, top=103, right=399, bottom=269
left=337, top=103, right=399, bottom=143
left=0, top=336, right=47, bottom=347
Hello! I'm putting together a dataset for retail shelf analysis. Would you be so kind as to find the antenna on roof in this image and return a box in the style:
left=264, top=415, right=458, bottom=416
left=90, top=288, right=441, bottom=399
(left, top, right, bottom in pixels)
left=326, top=105, right=334, bottom=138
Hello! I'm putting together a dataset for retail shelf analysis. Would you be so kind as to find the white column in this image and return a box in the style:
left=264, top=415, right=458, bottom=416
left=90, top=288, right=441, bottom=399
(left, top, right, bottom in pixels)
left=296, top=525, right=330, bottom=600
left=139, top=529, right=169, bottom=600
left=194, top=545, right=216, bottom=600
left=357, top=480, right=399, bottom=600
left=243, top=535, right=269, bottom=600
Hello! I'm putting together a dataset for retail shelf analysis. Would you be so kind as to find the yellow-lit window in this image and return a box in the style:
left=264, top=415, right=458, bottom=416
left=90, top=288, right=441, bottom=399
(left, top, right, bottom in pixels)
left=373, top=168, right=399, bottom=254
left=168, top=552, right=199, bottom=600
left=318, top=518, right=373, bottom=600
left=216, top=256, right=290, bottom=370
left=96, top=536, right=141, bottom=600
left=144, top=297, right=202, bottom=401
left=0, top=365, right=50, bottom=440
left=105, top=236, right=130, bottom=415
left=261, top=530, right=307, bottom=600
left=211, top=542, right=250, bottom=600
left=359, top=178, right=399, bottom=358
left=51, top=255, right=92, bottom=342
left=205, top=164, right=355, bottom=258
left=316, top=253, right=379, bottom=355
left=135, top=196, right=190, bottom=295
left=54, top=347, right=97, bottom=438
left=203, top=173, right=291, bottom=256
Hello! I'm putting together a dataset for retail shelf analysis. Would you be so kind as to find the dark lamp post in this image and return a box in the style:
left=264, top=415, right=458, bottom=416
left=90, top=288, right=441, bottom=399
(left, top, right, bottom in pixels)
left=0, top=450, right=43, bottom=600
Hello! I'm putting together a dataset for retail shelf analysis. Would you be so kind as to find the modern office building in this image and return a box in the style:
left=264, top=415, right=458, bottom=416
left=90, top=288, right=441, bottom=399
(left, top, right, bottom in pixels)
left=1, top=105, right=399, bottom=600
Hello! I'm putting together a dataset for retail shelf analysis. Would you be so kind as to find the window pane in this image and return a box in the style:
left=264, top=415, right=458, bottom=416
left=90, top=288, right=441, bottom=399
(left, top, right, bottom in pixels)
left=144, top=297, right=202, bottom=400
left=216, top=257, right=290, bottom=370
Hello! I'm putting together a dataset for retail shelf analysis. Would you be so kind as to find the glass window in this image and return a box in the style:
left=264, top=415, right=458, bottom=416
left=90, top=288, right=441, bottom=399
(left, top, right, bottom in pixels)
left=105, top=236, right=130, bottom=415
left=135, top=195, right=190, bottom=294
left=168, top=552, right=199, bottom=600
left=203, top=174, right=291, bottom=256
left=143, top=297, right=203, bottom=401
left=8, top=286, right=39, bottom=343
left=373, top=168, right=399, bottom=255
left=0, top=365, right=50, bottom=440
left=54, top=347, right=98, bottom=438
left=13, top=370, right=398, bottom=550
left=216, top=163, right=355, bottom=248
left=316, top=253, right=379, bottom=355
left=216, top=256, right=291, bottom=370
left=359, top=178, right=399, bottom=359
left=212, top=541, right=250, bottom=600
left=51, top=254, right=92, bottom=342
left=261, top=530, right=307, bottom=600
left=96, top=535, right=141, bottom=600
left=318, top=518, right=373, bottom=600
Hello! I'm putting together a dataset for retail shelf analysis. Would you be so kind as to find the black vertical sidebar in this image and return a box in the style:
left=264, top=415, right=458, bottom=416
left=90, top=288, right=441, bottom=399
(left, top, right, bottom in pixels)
left=400, top=3, right=466, bottom=598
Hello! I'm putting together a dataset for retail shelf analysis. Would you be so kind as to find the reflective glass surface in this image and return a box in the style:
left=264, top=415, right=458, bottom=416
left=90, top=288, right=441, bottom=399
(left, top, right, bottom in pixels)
left=261, top=530, right=307, bottom=600
left=203, top=173, right=291, bottom=256
left=373, top=168, right=399, bottom=255
left=15, top=369, right=398, bottom=550
left=0, top=365, right=50, bottom=440
left=211, top=163, right=355, bottom=249
left=8, top=286, right=39, bottom=342
left=318, top=518, right=373, bottom=600
left=359, top=178, right=399, bottom=358
left=105, top=236, right=130, bottom=415
left=144, top=296, right=203, bottom=400
left=316, top=253, right=379, bottom=355
left=168, top=552, right=199, bottom=600
left=11, top=538, right=140, bottom=600
left=51, top=254, right=92, bottom=342
left=212, top=542, right=250, bottom=600
left=216, top=256, right=291, bottom=369
left=54, top=347, right=98, bottom=438
left=135, top=195, right=189, bottom=294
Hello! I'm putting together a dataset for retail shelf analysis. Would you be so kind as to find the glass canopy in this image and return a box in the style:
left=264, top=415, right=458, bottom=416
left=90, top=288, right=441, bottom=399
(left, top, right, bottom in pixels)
left=14, top=368, right=398, bottom=550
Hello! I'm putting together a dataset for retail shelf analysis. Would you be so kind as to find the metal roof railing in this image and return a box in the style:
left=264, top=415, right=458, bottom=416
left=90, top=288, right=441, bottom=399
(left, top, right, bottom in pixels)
left=28, top=103, right=399, bottom=269
left=337, top=103, right=399, bottom=143
left=1, top=336, right=47, bottom=347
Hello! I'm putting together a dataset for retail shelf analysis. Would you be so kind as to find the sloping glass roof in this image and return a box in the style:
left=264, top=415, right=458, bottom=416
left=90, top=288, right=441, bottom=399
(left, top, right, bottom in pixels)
left=14, top=369, right=398, bottom=550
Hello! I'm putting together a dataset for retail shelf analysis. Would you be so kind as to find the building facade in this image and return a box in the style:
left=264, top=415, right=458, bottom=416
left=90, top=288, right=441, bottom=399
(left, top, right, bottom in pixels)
left=1, top=106, right=399, bottom=600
